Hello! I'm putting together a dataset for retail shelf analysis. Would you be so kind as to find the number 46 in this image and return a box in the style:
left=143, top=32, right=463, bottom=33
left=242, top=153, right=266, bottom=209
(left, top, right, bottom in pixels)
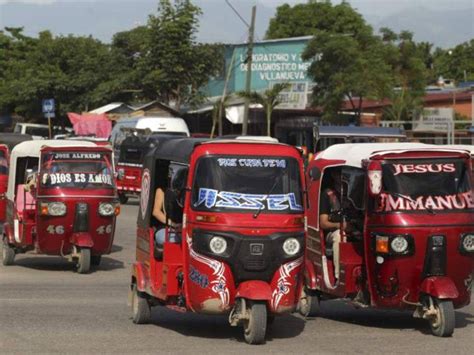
left=96, top=225, right=113, bottom=235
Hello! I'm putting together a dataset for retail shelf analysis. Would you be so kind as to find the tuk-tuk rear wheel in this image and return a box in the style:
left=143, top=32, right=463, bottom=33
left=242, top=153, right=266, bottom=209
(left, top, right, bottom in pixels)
left=429, top=298, right=455, bottom=337
left=299, top=288, right=320, bottom=318
left=2, top=241, right=15, bottom=266
left=131, top=285, right=151, bottom=324
left=91, top=255, right=102, bottom=266
left=76, top=248, right=91, bottom=274
left=243, top=302, right=267, bottom=345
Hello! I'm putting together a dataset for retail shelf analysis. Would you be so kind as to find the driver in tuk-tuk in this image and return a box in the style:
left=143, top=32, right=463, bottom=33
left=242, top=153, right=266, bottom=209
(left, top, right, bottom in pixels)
left=319, top=168, right=353, bottom=281
left=152, top=164, right=186, bottom=250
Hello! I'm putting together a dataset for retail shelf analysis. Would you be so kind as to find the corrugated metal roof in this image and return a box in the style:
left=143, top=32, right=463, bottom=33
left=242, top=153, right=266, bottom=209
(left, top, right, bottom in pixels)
left=89, top=103, right=132, bottom=114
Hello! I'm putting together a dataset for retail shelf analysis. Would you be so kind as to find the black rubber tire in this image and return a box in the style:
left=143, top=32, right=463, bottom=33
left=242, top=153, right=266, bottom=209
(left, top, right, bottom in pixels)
left=243, top=302, right=267, bottom=345
left=119, top=194, right=128, bottom=204
left=429, top=298, right=455, bottom=337
left=91, top=255, right=102, bottom=266
left=2, top=241, right=15, bottom=266
left=299, top=289, right=320, bottom=317
left=77, top=248, right=91, bottom=274
left=131, top=285, right=151, bottom=324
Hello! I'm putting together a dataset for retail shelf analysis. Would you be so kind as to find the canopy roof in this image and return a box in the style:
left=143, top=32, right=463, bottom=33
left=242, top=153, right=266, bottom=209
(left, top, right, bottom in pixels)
left=315, top=126, right=406, bottom=139
left=11, top=140, right=97, bottom=159
left=0, top=133, right=33, bottom=151
left=315, top=143, right=470, bottom=168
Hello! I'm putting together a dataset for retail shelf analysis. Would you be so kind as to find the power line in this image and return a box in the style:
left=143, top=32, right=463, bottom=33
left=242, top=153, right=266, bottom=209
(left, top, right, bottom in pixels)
left=225, top=0, right=250, bottom=28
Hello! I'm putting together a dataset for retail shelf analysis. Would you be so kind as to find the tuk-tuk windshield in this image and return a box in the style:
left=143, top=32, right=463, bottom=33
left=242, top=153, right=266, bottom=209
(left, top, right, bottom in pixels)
left=374, top=158, right=473, bottom=213
left=0, top=150, right=7, bottom=174
left=119, top=148, right=143, bottom=164
left=192, top=156, right=303, bottom=214
left=40, top=151, right=114, bottom=189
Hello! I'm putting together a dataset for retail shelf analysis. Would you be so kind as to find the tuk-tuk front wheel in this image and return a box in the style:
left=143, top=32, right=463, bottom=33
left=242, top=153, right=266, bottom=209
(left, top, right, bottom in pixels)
left=2, top=241, right=15, bottom=266
left=243, top=302, right=267, bottom=345
left=428, top=298, right=455, bottom=337
left=131, top=285, right=151, bottom=324
left=119, top=194, right=128, bottom=204
left=76, top=248, right=91, bottom=274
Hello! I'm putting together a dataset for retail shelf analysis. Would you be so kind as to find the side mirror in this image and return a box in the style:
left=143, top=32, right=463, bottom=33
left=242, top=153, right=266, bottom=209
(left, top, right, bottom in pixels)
left=309, top=167, right=321, bottom=181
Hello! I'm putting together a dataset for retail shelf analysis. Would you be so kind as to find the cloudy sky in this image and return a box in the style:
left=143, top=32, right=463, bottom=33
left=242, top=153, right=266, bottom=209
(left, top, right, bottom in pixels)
left=0, top=0, right=472, bottom=47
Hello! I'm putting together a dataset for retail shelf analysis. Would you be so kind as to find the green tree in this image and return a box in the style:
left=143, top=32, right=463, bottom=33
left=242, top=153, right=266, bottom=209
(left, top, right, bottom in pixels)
left=139, top=0, right=222, bottom=110
left=283, top=2, right=392, bottom=120
left=238, top=83, right=290, bottom=136
left=379, top=29, right=427, bottom=121
left=433, top=40, right=474, bottom=82
left=0, top=28, right=122, bottom=120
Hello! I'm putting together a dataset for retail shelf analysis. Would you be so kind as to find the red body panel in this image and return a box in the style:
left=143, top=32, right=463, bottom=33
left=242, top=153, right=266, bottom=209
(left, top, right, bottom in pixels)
left=305, top=151, right=474, bottom=310
left=0, top=145, right=9, bottom=223
left=116, top=164, right=142, bottom=197
left=133, top=142, right=305, bottom=316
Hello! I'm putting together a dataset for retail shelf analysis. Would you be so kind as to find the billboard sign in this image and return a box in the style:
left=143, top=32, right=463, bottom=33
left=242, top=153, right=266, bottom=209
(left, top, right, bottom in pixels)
left=413, top=107, right=454, bottom=132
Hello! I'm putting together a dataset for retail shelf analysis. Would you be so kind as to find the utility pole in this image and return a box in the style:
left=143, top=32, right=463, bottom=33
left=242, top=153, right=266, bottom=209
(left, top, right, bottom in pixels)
left=242, top=5, right=256, bottom=136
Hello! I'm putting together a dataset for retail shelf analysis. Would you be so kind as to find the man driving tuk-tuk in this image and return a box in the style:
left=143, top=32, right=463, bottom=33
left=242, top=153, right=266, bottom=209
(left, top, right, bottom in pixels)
left=300, top=143, right=474, bottom=337
left=2, top=140, right=120, bottom=273
left=130, top=137, right=306, bottom=344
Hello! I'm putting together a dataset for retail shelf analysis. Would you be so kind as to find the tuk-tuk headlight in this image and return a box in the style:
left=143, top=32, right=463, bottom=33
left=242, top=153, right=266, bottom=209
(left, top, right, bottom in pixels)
left=46, top=202, right=67, bottom=216
left=461, top=234, right=474, bottom=252
left=209, top=236, right=227, bottom=255
left=283, top=238, right=301, bottom=256
left=391, top=236, right=408, bottom=254
left=98, top=202, right=115, bottom=216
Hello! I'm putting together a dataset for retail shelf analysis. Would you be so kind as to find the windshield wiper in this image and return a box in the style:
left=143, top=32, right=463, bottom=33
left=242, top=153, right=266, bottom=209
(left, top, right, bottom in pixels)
left=253, top=170, right=285, bottom=219
left=390, top=192, right=436, bottom=215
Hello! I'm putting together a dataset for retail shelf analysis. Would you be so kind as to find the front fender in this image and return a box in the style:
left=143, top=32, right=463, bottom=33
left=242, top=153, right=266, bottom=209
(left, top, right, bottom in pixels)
left=420, top=276, right=459, bottom=299
left=70, top=232, right=94, bottom=248
left=236, top=280, right=272, bottom=301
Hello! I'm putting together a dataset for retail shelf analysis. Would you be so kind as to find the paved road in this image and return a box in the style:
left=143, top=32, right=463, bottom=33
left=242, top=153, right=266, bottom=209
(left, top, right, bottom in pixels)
left=1, top=203, right=473, bottom=354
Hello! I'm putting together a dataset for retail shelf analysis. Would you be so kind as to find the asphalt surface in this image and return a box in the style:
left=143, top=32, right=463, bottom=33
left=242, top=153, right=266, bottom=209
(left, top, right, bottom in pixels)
left=1, top=202, right=473, bottom=354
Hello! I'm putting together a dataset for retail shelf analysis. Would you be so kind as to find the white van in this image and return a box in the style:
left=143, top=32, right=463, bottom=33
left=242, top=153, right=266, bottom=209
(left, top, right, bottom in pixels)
left=14, top=123, right=49, bottom=139
left=110, top=116, right=190, bottom=146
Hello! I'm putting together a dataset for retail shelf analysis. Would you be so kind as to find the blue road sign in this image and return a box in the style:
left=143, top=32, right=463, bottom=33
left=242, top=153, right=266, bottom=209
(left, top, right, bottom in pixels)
left=42, top=99, right=55, bottom=114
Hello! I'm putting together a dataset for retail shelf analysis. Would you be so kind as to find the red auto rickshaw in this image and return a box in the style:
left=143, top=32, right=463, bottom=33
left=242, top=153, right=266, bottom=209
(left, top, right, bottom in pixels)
left=0, top=134, right=32, bottom=228
left=300, top=143, right=474, bottom=337
left=2, top=140, right=120, bottom=273
left=130, top=138, right=305, bottom=344
left=115, top=134, right=163, bottom=204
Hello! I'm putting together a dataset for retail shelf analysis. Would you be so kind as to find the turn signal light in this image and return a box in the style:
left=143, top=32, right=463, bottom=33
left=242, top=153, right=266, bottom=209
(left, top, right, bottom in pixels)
left=196, top=215, right=217, bottom=223
left=114, top=205, right=121, bottom=216
left=376, top=236, right=390, bottom=254
left=40, top=203, right=49, bottom=216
